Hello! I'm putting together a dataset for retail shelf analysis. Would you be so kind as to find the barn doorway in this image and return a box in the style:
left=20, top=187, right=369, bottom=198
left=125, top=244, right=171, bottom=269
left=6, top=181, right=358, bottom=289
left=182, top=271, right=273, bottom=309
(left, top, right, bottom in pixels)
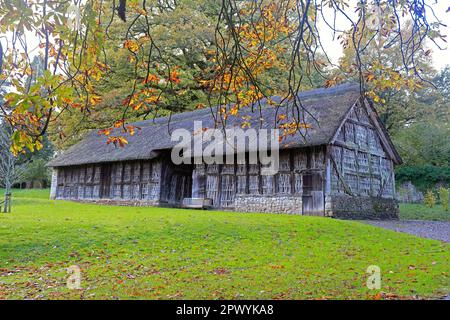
left=165, top=164, right=193, bottom=206
left=100, top=163, right=112, bottom=199
left=302, top=173, right=324, bottom=216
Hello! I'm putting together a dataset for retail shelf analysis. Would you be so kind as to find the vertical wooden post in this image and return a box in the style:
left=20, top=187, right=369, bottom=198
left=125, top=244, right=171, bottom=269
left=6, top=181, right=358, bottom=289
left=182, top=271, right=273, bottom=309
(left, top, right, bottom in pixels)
left=289, top=150, right=295, bottom=195
left=139, top=160, right=144, bottom=199
left=120, top=162, right=124, bottom=199
left=324, top=146, right=331, bottom=196
left=391, top=161, right=396, bottom=198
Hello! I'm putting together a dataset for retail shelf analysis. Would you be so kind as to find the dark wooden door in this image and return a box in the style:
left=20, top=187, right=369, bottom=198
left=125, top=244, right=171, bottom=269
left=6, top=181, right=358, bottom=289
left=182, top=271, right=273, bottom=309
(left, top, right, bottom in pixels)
left=168, top=173, right=192, bottom=205
left=302, top=173, right=324, bottom=216
left=100, top=164, right=112, bottom=199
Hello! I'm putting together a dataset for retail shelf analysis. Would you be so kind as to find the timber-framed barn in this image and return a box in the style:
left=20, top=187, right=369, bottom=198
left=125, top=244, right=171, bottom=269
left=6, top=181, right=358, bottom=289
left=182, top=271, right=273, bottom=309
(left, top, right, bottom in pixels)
left=47, top=84, right=402, bottom=219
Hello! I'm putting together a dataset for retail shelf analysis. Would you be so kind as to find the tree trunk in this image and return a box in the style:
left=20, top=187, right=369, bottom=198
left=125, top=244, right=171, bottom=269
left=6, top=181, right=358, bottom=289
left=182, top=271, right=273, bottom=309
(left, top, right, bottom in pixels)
left=0, top=189, right=8, bottom=213
left=3, top=174, right=12, bottom=212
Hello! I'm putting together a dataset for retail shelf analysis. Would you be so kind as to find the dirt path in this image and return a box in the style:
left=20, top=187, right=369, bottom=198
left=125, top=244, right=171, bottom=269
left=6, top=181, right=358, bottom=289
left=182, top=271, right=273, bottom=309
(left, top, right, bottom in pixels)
left=363, top=220, right=450, bottom=243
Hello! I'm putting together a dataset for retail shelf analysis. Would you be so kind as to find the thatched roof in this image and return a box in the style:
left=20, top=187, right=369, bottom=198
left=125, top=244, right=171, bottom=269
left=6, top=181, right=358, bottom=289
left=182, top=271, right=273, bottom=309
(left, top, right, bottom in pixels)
left=48, top=83, right=363, bottom=167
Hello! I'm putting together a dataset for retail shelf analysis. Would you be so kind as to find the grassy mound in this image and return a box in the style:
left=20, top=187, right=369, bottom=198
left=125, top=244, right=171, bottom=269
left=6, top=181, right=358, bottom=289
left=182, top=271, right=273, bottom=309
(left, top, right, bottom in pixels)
left=0, top=189, right=448, bottom=299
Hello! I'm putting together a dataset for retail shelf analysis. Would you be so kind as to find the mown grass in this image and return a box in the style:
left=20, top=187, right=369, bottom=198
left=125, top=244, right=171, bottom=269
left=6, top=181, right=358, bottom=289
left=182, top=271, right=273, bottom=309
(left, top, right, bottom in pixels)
left=0, top=189, right=448, bottom=300
left=399, top=203, right=449, bottom=221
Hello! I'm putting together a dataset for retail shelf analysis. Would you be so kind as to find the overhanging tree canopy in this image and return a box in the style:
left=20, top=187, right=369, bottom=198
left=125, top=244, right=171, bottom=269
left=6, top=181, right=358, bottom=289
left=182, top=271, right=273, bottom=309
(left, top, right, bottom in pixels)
left=0, top=0, right=447, bottom=153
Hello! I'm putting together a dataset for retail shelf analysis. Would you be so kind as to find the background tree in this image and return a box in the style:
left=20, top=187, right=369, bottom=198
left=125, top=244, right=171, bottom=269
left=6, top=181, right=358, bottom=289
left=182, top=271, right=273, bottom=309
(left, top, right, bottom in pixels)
left=21, top=158, right=51, bottom=188
left=393, top=67, right=450, bottom=165
left=392, top=67, right=450, bottom=191
left=17, top=133, right=54, bottom=188
left=337, top=17, right=438, bottom=132
left=4, top=55, right=54, bottom=188
left=0, top=122, right=25, bottom=212
left=47, top=0, right=222, bottom=149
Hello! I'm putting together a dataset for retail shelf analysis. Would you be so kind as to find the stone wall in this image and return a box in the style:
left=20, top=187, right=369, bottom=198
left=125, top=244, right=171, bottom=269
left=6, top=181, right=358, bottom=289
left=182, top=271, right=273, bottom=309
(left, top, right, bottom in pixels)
left=234, top=195, right=302, bottom=214
left=396, top=181, right=424, bottom=203
left=330, top=195, right=399, bottom=220
left=324, top=195, right=333, bottom=217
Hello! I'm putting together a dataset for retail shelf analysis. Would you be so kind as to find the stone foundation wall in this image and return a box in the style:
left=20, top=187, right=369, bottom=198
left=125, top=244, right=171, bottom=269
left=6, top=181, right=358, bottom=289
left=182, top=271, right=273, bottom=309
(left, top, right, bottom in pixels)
left=330, top=195, right=399, bottom=220
left=324, top=195, right=333, bottom=217
left=234, top=195, right=302, bottom=214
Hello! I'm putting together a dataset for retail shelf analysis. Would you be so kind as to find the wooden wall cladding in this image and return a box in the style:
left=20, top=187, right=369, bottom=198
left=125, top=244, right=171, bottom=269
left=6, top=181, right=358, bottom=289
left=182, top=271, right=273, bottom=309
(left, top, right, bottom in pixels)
left=56, top=159, right=161, bottom=201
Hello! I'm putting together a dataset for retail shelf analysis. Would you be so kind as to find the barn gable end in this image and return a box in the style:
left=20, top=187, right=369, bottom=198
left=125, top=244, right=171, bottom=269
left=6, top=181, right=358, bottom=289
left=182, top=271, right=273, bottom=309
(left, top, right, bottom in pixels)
left=324, top=98, right=400, bottom=219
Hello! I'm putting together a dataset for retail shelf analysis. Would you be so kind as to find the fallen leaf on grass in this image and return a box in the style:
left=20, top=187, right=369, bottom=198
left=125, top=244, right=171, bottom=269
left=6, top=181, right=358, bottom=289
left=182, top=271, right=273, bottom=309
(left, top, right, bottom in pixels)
left=212, top=267, right=230, bottom=275
left=269, top=265, right=284, bottom=270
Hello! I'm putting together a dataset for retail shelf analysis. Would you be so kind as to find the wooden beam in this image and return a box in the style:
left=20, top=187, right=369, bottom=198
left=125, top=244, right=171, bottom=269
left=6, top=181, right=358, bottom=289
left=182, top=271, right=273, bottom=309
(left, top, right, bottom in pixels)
left=329, top=153, right=354, bottom=196
left=324, top=146, right=331, bottom=196
left=363, top=99, right=402, bottom=164
left=329, top=99, right=359, bottom=144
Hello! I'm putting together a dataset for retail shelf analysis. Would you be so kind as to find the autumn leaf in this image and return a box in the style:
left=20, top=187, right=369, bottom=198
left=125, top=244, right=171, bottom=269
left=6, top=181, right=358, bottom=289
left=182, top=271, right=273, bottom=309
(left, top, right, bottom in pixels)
left=169, top=69, right=181, bottom=84
left=89, top=95, right=102, bottom=106
left=107, top=136, right=128, bottom=148
left=35, top=140, right=43, bottom=151
left=325, top=79, right=336, bottom=88
left=118, top=137, right=128, bottom=147
left=145, top=95, right=159, bottom=104
left=114, top=119, right=125, bottom=128
left=123, top=39, right=139, bottom=53
left=122, top=96, right=131, bottom=106
left=142, top=74, right=159, bottom=84
left=126, top=125, right=140, bottom=136
left=98, top=128, right=111, bottom=136
left=365, top=73, right=375, bottom=82
left=62, top=97, right=73, bottom=104
left=229, top=105, right=239, bottom=116
left=132, top=101, right=144, bottom=111
left=372, top=293, right=383, bottom=300
left=212, top=267, right=229, bottom=275
left=297, top=123, right=312, bottom=129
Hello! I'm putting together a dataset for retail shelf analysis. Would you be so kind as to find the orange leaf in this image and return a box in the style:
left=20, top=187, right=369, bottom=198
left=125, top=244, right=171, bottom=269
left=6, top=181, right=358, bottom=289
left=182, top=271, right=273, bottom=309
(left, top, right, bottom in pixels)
left=169, top=70, right=181, bottom=84
left=123, top=40, right=139, bottom=53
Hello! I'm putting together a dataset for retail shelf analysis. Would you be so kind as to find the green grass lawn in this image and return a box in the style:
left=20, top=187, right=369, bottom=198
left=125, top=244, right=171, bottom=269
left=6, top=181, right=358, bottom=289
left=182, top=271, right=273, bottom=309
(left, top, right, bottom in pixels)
left=0, top=189, right=448, bottom=300
left=399, top=203, right=449, bottom=221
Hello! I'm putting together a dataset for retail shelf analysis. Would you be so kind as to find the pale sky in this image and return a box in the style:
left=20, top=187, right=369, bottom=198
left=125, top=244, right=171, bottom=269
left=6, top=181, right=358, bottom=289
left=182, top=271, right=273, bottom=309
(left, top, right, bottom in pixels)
left=426, top=0, right=450, bottom=70
left=317, top=0, right=450, bottom=71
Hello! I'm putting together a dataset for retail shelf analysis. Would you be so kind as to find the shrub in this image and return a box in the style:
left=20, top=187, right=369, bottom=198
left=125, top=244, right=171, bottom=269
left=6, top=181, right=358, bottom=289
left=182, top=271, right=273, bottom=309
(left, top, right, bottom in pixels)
left=424, top=190, right=436, bottom=208
left=439, top=187, right=449, bottom=211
